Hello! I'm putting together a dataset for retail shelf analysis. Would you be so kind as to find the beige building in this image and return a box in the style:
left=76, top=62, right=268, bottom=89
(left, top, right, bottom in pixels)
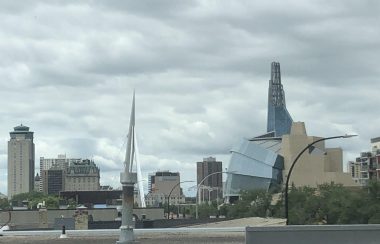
left=281, top=122, right=358, bottom=187
left=7, top=124, right=35, bottom=199
left=146, top=171, right=185, bottom=206
left=64, top=159, right=100, bottom=191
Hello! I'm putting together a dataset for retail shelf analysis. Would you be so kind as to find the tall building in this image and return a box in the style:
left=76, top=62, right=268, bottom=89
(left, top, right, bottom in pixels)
left=146, top=171, right=185, bottom=206
left=197, top=157, right=223, bottom=203
left=348, top=137, right=380, bottom=186
left=40, top=154, right=80, bottom=173
left=64, top=159, right=100, bottom=191
left=267, top=62, right=293, bottom=137
left=7, top=124, right=35, bottom=199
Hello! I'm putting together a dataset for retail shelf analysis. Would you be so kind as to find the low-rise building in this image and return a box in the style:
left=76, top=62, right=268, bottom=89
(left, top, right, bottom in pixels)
left=64, top=159, right=100, bottom=191
left=40, top=154, right=81, bottom=192
left=348, top=137, right=380, bottom=186
left=280, top=122, right=358, bottom=188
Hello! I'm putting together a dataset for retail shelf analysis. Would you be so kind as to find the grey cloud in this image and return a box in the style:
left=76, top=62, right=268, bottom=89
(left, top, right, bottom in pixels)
left=0, top=0, right=379, bottom=194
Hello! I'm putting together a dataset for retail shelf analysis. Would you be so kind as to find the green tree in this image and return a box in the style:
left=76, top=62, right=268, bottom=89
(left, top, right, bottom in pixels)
left=67, top=198, right=77, bottom=209
left=11, top=191, right=61, bottom=209
left=283, top=182, right=380, bottom=225
left=0, top=198, right=10, bottom=210
left=197, top=203, right=218, bottom=219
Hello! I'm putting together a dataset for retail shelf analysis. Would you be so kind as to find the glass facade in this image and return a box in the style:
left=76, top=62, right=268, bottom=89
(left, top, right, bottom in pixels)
left=225, top=138, right=284, bottom=200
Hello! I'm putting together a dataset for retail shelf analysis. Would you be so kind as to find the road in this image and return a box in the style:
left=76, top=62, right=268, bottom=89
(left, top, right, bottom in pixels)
left=0, top=234, right=245, bottom=244
left=0, top=228, right=245, bottom=244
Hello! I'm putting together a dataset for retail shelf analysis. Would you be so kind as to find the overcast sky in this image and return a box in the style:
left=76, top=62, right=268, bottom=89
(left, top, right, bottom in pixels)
left=0, top=0, right=379, bottom=196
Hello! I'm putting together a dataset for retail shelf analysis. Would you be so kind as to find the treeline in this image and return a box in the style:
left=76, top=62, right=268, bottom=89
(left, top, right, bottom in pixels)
left=197, top=181, right=380, bottom=225
left=0, top=192, right=77, bottom=210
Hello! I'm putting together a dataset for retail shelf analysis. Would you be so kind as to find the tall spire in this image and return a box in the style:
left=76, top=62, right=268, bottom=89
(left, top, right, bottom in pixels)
left=125, top=91, right=135, bottom=172
left=269, top=62, right=286, bottom=107
left=124, top=91, right=146, bottom=208
left=267, top=62, right=293, bottom=137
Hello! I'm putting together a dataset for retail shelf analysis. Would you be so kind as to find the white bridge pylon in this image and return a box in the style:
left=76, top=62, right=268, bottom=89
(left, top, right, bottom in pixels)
left=134, top=133, right=146, bottom=208
left=126, top=91, right=146, bottom=208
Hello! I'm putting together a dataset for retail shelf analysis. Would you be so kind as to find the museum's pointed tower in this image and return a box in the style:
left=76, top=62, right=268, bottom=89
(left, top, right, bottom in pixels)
left=267, top=62, right=293, bottom=137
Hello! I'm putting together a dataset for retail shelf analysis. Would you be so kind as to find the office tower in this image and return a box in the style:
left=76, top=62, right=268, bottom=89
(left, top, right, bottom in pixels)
left=197, top=157, right=223, bottom=203
left=41, top=167, right=64, bottom=195
left=64, top=159, right=100, bottom=191
left=40, top=154, right=80, bottom=171
left=267, top=62, right=293, bottom=137
left=7, top=124, right=35, bottom=199
left=145, top=171, right=184, bottom=206
left=148, top=173, right=154, bottom=193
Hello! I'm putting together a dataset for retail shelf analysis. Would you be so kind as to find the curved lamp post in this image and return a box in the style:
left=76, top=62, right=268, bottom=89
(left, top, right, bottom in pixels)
left=196, top=171, right=234, bottom=219
left=167, top=180, right=194, bottom=219
left=284, top=134, right=357, bottom=225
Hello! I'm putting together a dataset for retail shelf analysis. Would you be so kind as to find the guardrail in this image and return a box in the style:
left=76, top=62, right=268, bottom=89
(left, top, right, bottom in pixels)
left=246, top=225, right=380, bottom=244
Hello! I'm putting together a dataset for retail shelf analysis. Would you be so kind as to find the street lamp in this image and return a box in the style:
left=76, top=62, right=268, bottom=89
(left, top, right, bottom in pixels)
left=206, top=187, right=216, bottom=205
left=196, top=171, right=234, bottom=219
left=284, top=134, right=357, bottom=225
left=167, top=181, right=194, bottom=219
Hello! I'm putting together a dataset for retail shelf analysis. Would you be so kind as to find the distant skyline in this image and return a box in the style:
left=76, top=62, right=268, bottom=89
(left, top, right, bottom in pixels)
left=1, top=1, right=380, bottom=195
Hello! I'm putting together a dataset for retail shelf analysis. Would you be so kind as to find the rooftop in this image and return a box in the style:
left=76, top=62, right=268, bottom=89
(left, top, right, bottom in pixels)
left=371, top=137, right=380, bottom=143
left=14, top=124, right=30, bottom=132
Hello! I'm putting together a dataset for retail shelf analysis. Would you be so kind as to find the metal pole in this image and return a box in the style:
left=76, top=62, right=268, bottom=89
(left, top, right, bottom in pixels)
left=284, top=135, right=357, bottom=225
left=196, top=171, right=233, bottom=219
left=167, top=181, right=194, bottom=220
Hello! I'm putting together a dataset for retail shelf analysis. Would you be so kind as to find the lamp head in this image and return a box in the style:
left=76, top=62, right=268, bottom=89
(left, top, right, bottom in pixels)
left=342, top=134, right=358, bottom=138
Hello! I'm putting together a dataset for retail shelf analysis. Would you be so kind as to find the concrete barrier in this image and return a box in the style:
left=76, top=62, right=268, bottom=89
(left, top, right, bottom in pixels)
left=246, top=225, right=380, bottom=244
